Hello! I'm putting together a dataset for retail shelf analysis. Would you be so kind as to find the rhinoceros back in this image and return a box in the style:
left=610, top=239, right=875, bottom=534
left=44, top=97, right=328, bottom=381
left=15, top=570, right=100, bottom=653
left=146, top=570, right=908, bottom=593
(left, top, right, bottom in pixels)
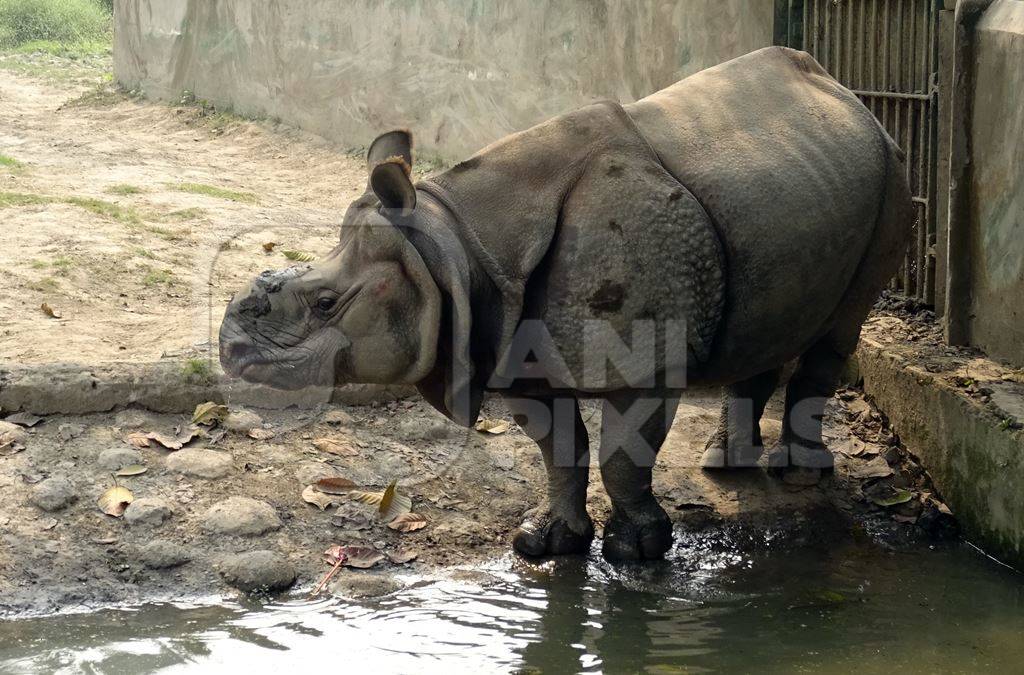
left=626, top=46, right=892, bottom=379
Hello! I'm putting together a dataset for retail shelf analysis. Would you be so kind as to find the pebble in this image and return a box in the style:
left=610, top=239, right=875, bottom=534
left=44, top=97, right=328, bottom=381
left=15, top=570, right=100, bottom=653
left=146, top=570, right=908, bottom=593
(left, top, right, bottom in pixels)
left=29, top=477, right=77, bottom=512
left=322, top=409, right=354, bottom=426
left=138, top=540, right=192, bottom=569
left=125, top=498, right=174, bottom=527
left=330, top=573, right=401, bottom=598
left=0, top=421, right=27, bottom=446
left=218, top=550, right=296, bottom=593
left=294, top=462, right=344, bottom=487
left=166, top=448, right=233, bottom=478
left=202, top=496, right=281, bottom=536
left=97, top=447, right=144, bottom=471
left=223, top=409, right=263, bottom=433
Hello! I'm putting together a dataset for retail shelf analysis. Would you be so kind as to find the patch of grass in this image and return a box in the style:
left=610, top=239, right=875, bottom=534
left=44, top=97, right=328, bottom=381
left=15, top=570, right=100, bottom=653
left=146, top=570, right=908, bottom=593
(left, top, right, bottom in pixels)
left=141, top=267, right=174, bottom=287
left=142, top=224, right=191, bottom=241
left=64, top=196, right=142, bottom=224
left=29, top=258, right=47, bottom=269
left=0, top=190, right=51, bottom=207
left=0, top=0, right=111, bottom=50
left=27, top=276, right=59, bottom=292
left=162, top=207, right=205, bottom=221
left=171, top=182, right=259, bottom=204
left=51, top=255, right=74, bottom=275
left=106, top=183, right=144, bottom=196
left=0, top=154, right=23, bottom=169
left=132, top=247, right=157, bottom=260
left=182, top=357, right=213, bottom=385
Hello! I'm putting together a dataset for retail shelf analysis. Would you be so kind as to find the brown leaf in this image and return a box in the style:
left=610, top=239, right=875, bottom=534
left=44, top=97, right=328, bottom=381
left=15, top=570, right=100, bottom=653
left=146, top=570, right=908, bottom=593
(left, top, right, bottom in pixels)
left=387, top=512, right=427, bottom=532
left=312, top=438, right=359, bottom=456
left=192, top=402, right=229, bottom=426
left=387, top=549, right=419, bottom=565
left=114, top=464, right=148, bottom=477
left=262, top=242, right=277, bottom=253
left=5, top=412, right=43, bottom=427
left=348, top=489, right=384, bottom=506
left=248, top=428, right=276, bottom=440
left=98, top=486, right=133, bottom=517
left=336, top=545, right=385, bottom=569
left=40, top=302, right=61, bottom=319
left=313, top=477, right=358, bottom=495
left=146, top=432, right=185, bottom=451
left=475, top=418, right=511, bottom=435
left=124, top=432, right=151, bottom=448
left=378, top=480, right=412, bottom=522
left=323, top=544, right=348, bottom=566
left=302, top=485, right=343, bottom=511
left=849, top=456, right=895, bottom=480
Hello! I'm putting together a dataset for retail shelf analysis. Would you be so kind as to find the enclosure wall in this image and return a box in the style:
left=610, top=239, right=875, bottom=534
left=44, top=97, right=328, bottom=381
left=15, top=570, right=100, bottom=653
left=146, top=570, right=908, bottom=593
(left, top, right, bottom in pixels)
left=112, top=0, right=774, bottom=160
left=964, top=0, right=1024, bottom=367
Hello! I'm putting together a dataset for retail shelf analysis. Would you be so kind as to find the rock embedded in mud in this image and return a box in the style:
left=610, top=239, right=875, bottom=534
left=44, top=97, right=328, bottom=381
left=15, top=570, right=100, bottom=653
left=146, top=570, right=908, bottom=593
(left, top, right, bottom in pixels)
left=218, top=550, right=296, bottom=593
left=29, top=477, right=77, bottom=512
left=223, top=409, right=263, bottom=433
left=202, top=496, right=282, bottom=536
left=166, top=448, right=233, bottom=479
left=330, top=572, right=401, bottom=598
left=97, top=447, right=144, bottom=471
left=0, top=421, right=28, bottom=446
left=125, top=497, right=174, bottom=527
left=138, top=540, right=192, bottom=569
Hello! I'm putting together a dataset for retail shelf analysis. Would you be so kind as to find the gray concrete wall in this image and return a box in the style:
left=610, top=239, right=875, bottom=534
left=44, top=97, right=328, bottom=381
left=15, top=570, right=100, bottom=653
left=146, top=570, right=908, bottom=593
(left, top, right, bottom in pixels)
left=966, top=0, right=1024, bottom=367
left=113, top=0, right=774, bottom=161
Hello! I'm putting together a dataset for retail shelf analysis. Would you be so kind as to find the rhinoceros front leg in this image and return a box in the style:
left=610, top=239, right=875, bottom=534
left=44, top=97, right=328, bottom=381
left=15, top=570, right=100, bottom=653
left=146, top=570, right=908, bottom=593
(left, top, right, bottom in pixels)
left=599, top=390, right=680, bottom=561
left=700, top=368, right=781, bottom=470
left=506, top=395, right=594, bottom=556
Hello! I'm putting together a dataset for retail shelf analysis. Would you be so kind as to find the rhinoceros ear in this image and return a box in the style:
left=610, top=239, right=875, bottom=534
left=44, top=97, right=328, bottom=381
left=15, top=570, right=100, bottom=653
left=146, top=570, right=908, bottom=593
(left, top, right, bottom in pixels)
left=367, top=130, right=416, bottom=216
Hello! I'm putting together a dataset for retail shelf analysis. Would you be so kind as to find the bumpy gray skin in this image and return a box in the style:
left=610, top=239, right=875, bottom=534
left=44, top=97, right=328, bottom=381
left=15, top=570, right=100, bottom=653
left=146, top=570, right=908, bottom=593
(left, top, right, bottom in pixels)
left=220, top=47, right=914, bottom=562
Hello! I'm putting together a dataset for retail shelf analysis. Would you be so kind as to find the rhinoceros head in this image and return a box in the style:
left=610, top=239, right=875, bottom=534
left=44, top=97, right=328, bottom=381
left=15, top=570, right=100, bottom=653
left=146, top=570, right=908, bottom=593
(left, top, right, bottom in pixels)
left=219, top=131, right=442, bottom=390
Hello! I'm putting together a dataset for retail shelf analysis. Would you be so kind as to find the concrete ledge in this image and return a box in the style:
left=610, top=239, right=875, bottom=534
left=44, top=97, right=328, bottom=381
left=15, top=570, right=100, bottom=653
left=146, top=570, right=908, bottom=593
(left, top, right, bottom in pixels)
left=0, top=361, right=412, bottom=414
left=857, top=337, right=1024, bottom=566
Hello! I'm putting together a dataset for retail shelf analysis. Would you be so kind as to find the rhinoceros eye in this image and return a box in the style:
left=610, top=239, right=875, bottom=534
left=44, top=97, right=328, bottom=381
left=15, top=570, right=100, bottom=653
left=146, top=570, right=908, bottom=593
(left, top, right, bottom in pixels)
left=315, top=296, right=337, bottom=313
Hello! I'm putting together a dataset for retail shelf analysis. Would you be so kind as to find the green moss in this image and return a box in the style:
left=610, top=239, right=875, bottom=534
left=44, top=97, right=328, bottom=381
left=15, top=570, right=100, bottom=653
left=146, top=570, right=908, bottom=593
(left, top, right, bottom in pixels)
left=171, top=182, right=259, bottom=204
left=182, top=357, right=213, bottom=384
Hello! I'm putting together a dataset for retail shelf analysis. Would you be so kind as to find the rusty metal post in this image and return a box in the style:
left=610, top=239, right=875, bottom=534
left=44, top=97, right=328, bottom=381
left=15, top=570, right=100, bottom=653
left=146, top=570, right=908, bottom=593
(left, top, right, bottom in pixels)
left=943, top=0, right=995, bottom=345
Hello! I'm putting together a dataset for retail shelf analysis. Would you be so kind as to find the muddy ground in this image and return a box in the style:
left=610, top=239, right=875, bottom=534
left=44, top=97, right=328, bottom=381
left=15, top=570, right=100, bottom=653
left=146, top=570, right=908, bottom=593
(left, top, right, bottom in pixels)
left=0, top=51, right=957, bottom=617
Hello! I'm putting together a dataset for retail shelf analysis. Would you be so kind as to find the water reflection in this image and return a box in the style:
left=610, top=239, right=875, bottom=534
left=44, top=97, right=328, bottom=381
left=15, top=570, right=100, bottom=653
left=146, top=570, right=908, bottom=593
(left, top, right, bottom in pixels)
left=0, top=538, right=1021, bottom=674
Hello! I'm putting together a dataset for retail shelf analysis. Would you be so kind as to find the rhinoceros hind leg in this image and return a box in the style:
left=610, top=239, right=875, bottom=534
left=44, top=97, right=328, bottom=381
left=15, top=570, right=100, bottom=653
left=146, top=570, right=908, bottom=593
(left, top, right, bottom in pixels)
left=598, top=391, right=679, bottom=561
left=700, top=368, right=782, bottom=470
left=506, top=395, right=594, bottom=557
left=769, top=337, right=849, bottom=483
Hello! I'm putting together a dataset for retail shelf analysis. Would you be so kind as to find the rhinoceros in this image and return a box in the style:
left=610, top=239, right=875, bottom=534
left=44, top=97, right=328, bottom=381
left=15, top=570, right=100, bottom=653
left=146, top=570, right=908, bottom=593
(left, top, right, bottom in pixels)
left=219, top=47, right=913, bottom=561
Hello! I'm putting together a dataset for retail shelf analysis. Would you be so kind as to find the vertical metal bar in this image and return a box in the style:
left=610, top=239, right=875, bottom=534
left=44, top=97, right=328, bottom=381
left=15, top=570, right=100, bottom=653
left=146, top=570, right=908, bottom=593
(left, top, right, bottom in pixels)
left=896, top=0, right=905, bottom=94
left=908, top=0, right=918, bottom=94
left=802, top=0, right=810, bottom=50
left=846, top=0, right=854, bottom=85
left=857, top=0, right=866, bottom=89
left=882, top=0, right=890, bottom=93
left=823, top=0, right=832, bottom=71
left=812, top=0, right=820, bottom=58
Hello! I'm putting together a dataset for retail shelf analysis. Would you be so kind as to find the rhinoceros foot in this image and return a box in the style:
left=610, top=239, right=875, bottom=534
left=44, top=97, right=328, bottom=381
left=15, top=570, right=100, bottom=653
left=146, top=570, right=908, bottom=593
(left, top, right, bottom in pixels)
left=601, top=502, right=673, bottom=562
left=513, top=509, right=594, bottom=557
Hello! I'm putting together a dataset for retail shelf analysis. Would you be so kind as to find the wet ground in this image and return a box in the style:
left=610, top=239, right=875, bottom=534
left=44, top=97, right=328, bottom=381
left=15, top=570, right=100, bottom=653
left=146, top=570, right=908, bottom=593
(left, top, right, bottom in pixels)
left=1, top=529, right=1020, bottom=673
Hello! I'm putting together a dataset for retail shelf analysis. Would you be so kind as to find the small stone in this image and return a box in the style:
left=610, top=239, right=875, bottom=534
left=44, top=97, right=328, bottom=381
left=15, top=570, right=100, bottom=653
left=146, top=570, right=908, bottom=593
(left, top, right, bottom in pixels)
left=294, top=462, right=342, bottom=486
left=0, top=421, right=28, bottom=446
left=57, top=423, right=85, bottom=441
left=138, top=540, right=192, bottom=569
left=97, top=447, right=144, bottom=471
left=166, top=448, right=233, bottom=479
left=223, top=409, right=263, bottom=433
left=330, top=573, right=400, bottom=598
left=203, top=496, right=281, bottom=536
left=29, top=477, right=77, bottom=512
left=322, top=409, right=354, bottom=426
left=125, top=498, right=174, bottom=527
left=114, top=409, right=151, bottom=429
left=218, top=550, right=295, bottom=593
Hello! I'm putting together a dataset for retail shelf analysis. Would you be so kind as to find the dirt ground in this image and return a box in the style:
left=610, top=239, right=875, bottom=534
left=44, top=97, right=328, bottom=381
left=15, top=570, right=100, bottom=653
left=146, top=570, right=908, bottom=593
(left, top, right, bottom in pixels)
left=0, top=52, right=377, bottom=365
left=0, top=53, right=958, bottom=617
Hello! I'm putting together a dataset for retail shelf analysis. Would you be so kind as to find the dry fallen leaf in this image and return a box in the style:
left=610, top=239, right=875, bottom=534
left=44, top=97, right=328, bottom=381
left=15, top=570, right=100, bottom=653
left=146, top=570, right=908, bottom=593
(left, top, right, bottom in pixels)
left=387, top=549, right=419, bottom=565
left=282, top=250, right=315, bottom=262
left=146, top=432, right=185, bottom=451
left=40, top=302, right=61, bottom=319
left=248, top=428, right=276, bottom=441
left=312, top=438, right=359, bottom=456
left=337, top=545, right=385, bottom=569
left=192, top=402, right=229, bottom=426
left=387, top=512, right=427, bottom=532
left=114, top=465, right=148, bottom=477
left=125, top=432, right=151, bottom=449
left=262, top=242, right=277, bottom=253
left=475, top=418, right=511, bottom=435
left=313, top=477, right=358, bottom=495
left=98, top=486, right=134, bottom=517
left=302, top=485, right=343, bottom=511
left=378, top=480, right=412, bottom=523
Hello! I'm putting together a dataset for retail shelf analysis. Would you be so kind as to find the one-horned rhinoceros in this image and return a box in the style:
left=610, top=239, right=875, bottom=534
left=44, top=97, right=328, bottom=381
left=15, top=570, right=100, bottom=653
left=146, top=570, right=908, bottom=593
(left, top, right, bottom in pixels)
left=219, top=47, right=913, bottom=561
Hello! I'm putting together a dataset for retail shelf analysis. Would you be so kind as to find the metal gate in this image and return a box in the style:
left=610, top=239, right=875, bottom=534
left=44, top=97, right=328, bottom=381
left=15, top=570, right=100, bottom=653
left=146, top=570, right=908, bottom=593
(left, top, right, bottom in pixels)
left=775, top=0, right=941, bottom=305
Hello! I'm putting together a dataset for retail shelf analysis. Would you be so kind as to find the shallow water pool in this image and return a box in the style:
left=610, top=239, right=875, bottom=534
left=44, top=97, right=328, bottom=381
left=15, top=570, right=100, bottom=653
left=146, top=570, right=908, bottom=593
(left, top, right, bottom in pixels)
left=1, top=532, right=1021, bottom=674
